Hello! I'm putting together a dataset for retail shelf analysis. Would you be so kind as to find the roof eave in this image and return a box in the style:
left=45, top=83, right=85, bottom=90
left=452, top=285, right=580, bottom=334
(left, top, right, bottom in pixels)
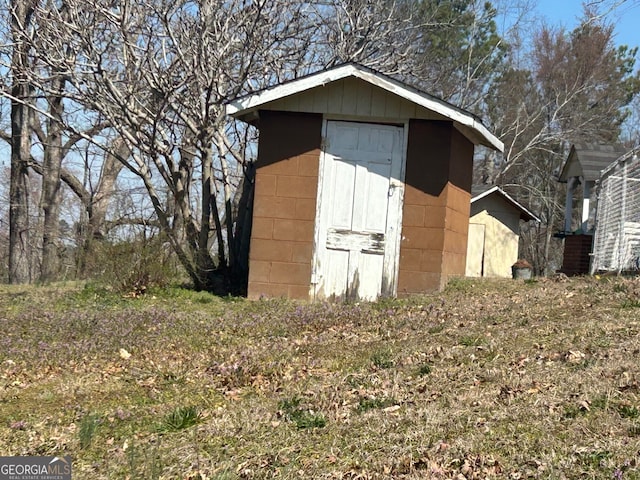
left=558, top=145, right=577, bottom=183
left=471, top=186, right=540, bottom=223
left=226, top=64, right=503, bottom=152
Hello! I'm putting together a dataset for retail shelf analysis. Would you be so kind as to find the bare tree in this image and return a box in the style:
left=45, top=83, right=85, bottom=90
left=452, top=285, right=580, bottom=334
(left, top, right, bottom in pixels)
left=6, top=0, right=40, bottom=284
left=25, top=0, right=321, bottom=291
left=2, top=0, right=114, bottom=282
left=318, top=0, right=509, bottom=116
left=35, top=73, right=66, bottom=281
left=25, top=135, right=128, bottom=275
left=319, top=0, right=423, bottom=72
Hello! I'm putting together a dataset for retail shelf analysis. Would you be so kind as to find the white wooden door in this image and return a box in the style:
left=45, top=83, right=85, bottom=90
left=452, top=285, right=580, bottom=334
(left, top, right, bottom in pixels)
left=313, top=121, right=404, bottom=301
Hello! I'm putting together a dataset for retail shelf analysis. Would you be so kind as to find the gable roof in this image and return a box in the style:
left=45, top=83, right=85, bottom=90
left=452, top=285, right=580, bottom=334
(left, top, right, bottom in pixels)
left=226, top=63, right=503, bottom=152
left=558, top=143, right=627, bottom=183
left=471, top=185, right=540, bottom=222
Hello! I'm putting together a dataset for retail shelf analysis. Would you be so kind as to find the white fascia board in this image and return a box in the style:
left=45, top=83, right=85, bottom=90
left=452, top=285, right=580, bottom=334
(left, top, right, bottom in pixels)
left=471, top=186, right=500, bottom=203
left=353, top=69, right=503, bottom=152
left=226, top=64, right=358, bottom=115
left=226, top=64, right=504, bottom=152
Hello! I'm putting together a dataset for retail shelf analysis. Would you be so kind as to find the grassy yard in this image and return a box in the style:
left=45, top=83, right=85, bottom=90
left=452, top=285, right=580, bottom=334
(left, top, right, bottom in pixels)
left=1, top=276, right=640, bottom=479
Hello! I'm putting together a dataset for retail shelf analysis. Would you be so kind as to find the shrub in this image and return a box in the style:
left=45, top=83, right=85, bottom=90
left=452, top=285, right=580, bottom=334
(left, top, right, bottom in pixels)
left=84, top=236, right=182, bottom=295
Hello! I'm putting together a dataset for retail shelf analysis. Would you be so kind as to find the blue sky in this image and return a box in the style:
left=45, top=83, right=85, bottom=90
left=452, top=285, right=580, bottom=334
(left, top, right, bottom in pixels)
left=535, top=0, right=640, bottom=49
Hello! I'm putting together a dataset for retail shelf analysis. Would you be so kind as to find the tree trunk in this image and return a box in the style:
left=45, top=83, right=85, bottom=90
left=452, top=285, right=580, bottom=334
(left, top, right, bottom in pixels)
left=9, top=96, right=32, bottom=284
left=39, top=75, right=64, bottom=282
left=231, top=162, right=255, bottom=295
left=197, top=139, right=219, bottom=291
left=88, top=140, right=127, bottom=239
left=8, top=0, right=37, bottom=284
left=76, top=139, right=126, bottom=277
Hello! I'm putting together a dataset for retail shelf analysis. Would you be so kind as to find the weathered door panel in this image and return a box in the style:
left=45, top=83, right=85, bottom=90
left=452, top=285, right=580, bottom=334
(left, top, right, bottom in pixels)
left=314, top=121, right=404, bottom=301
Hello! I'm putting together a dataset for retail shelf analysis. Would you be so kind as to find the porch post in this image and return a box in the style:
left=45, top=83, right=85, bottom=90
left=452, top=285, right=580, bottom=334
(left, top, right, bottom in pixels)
left=564, top=176, right=576, bottom=233
left=581, top=179, right=591, bottom=232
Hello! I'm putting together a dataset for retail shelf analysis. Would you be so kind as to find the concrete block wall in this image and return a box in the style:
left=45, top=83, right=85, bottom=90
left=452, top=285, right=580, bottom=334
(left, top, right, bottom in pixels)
left=441, top=184, right=472, bottom=280
left=247, top=111, right=322, bottom=299
left=248, top=115, right=475, bottom=299
left=398, top=184, right=447, bottom=293
left=397, top=120, right=473, bottom=295
left=441, top=127, right=474, bottom=282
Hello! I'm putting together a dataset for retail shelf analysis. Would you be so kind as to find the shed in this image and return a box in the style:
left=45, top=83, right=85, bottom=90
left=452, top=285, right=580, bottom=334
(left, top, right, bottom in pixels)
left=465, top=186, right=540, bottom=278
left=227, top=63, right=503, bottom=301
left=558, top=143, right=626, bottom=233
left=557, top=143, right=626, bottom=275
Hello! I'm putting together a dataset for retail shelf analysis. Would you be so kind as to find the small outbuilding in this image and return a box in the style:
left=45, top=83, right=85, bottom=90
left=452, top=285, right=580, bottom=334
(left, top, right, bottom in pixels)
left=227, top=63, right=503, bottom=301
left=557, top=143, right=627, bottom=275
left=591, top=147, right=640, bottom=273
left=465, top=186, right=540, bottom=278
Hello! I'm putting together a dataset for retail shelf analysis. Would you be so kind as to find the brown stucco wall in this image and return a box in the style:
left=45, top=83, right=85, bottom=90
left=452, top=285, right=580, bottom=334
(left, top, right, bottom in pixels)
left=397, top=120, right=473, bottom=294
left=247, top=111, right=322, bottom=299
